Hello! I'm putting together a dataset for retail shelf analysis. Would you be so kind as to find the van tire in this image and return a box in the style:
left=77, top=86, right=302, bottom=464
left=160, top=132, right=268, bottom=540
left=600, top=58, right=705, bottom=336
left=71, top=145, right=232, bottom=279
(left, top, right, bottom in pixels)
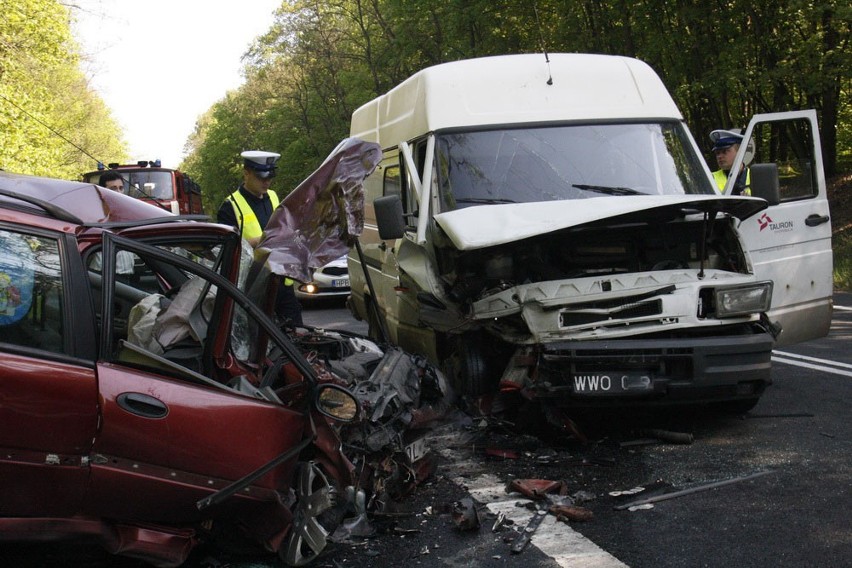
left=445, top=333, right=498, bottom=397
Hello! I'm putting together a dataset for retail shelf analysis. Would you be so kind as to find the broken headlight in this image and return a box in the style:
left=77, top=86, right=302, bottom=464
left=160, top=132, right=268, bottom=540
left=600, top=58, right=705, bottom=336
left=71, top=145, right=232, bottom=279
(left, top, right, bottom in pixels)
left=714, top=281, right=773, bottom=318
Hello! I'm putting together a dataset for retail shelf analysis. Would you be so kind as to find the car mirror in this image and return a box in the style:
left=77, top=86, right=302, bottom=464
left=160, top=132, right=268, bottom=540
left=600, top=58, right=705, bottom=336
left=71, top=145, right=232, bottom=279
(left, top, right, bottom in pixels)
left=316, top=384, right=360, bottom=422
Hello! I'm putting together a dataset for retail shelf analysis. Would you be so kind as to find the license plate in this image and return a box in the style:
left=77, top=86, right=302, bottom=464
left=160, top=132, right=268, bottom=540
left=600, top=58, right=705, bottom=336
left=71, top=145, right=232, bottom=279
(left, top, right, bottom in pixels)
left=572, top=372, right=652, bottom=395
left=404, top=437, right=429, bottom=463
left=332, top=278, right=350, bottom=288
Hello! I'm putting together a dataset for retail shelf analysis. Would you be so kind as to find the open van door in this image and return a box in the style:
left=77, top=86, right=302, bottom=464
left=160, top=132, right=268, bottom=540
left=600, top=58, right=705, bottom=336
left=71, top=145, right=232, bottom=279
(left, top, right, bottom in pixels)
left=730, top=110, right=833, bottom=347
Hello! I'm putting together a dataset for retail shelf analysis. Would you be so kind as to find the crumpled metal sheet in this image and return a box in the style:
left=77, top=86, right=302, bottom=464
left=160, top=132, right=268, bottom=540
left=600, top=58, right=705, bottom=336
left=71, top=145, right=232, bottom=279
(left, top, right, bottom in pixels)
left=258, top=138, right=382, bottom=283
left=347, top=347, right=453, bottom=452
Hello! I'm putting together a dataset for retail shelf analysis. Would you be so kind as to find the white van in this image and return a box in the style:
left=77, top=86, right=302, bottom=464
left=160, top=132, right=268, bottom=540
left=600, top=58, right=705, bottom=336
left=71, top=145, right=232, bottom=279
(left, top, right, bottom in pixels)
left=347, top=53, right=832, bottom=416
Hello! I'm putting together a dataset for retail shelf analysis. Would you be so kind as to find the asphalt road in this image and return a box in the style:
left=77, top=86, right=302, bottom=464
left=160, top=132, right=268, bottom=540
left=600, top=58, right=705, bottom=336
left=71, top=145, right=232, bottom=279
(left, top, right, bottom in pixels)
left=302, top=295, right=852, bottom=568
left=3, top=295, right=849, bottom=567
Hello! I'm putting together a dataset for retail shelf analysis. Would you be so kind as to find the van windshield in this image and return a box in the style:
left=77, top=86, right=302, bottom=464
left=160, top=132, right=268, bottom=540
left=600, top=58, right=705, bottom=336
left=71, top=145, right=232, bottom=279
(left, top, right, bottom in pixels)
left=434, top=122, right=715, bottom=211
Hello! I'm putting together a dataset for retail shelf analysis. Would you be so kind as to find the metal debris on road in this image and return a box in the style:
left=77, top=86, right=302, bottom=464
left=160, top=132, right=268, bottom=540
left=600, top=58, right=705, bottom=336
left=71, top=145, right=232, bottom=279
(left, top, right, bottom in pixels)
left=613, top=470, right=775, bottom=511
left=510, top=508, right=548, bottom=554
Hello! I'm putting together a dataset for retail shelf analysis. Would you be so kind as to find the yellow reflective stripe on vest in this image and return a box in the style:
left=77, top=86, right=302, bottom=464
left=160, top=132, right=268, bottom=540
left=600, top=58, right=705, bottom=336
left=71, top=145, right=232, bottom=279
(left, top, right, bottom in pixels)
left=713, top=170, right=728, bottom=192
left=228, top=190, right=292, bottom=285
left=712, top=169, right=751, bottom=195
left=228, top=189, right=280, bottom=241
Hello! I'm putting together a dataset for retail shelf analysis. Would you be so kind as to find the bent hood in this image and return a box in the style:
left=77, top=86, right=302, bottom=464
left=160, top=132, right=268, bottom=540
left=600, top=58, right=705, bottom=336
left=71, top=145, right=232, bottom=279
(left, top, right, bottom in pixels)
left=434, top=195, right=768, bottom=251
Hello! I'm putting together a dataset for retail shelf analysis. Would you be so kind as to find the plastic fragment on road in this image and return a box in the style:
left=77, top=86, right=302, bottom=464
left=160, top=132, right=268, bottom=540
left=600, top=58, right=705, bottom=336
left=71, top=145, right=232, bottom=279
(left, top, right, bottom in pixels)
left=549, top=503, right=594, bottom=522
left=507, top=479, right=567, bottom=499
left=451, top=497, right=480, bottom=531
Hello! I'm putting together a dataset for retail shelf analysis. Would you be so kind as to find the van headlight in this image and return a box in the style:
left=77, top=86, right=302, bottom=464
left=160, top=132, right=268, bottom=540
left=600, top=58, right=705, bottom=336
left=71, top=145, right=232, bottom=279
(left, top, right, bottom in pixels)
left=714, top=282, right=773, bottom=318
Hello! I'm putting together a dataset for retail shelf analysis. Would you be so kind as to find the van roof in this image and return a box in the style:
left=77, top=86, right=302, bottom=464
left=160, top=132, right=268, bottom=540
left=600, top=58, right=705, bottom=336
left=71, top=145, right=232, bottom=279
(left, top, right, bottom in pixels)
left=350, top=53, right=683, bottom=146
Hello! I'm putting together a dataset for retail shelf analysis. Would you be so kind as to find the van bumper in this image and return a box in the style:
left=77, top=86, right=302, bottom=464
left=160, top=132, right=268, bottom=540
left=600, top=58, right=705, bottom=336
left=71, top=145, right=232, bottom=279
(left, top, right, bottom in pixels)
left=532, top=332, right=774, bottom=407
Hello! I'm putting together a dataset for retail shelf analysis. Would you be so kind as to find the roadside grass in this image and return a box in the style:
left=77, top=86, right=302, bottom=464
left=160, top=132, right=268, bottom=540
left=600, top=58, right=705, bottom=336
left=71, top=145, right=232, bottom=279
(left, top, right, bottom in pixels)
left=833, top=231, right=852, bottom=292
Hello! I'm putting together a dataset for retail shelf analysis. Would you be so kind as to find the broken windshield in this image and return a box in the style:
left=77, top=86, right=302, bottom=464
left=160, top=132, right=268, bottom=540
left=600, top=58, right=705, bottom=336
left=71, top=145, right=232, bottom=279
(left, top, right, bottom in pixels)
left=434, top=122, right=715, bottom=211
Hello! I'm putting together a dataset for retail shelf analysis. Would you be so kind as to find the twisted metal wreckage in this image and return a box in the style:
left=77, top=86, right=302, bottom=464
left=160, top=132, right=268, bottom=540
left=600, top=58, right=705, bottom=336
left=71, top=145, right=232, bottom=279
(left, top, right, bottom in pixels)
left=208, top=138, right=457, bottom=566
left=0, top=139, right=453, bottom=567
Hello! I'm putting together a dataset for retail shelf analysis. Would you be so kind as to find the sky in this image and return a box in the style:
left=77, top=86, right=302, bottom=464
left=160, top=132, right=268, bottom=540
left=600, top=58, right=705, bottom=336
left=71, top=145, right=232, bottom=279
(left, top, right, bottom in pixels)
left=72, top=0, right=283, bottom=168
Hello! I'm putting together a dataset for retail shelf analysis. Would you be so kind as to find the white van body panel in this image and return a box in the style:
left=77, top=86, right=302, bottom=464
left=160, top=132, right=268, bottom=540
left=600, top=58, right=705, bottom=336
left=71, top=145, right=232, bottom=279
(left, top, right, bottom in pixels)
left=347, top=53, right=833, bottom=409
left=733, top=110, right=833, bottom=346
left=351, top=54, right=683, bottom=144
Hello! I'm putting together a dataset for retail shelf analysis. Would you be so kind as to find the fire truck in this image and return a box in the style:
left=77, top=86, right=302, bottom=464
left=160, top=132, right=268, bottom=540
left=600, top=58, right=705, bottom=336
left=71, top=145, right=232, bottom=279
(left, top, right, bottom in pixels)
left=82, top=160, right=203, bottom=215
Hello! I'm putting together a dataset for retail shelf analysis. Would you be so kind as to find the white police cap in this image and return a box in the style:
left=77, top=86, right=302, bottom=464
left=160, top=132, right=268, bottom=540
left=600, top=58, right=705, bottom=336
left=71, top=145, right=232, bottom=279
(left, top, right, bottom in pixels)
left=709, top=129, right=744, bottom=151
left=241, top=150, right=280, bottom=178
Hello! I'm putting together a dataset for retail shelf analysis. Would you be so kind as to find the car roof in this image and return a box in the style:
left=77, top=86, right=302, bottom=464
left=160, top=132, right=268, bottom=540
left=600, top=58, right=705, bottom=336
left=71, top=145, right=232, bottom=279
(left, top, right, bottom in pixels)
left=0, top=170, right=180, bottom=225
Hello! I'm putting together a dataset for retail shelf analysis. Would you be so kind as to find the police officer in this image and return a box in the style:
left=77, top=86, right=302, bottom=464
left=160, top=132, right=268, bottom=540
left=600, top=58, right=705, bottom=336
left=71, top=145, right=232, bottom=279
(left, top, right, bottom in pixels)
left=217, top=150, right=303, bottom=326
left=709, top=128, right=752, bottom=196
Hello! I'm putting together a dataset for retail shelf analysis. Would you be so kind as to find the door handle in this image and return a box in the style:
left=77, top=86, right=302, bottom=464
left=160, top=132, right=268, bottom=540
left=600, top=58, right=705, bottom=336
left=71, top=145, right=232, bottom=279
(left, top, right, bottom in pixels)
left=805, top=214, right=830, bottom=227
left=116, top=392, right=168, bottom=419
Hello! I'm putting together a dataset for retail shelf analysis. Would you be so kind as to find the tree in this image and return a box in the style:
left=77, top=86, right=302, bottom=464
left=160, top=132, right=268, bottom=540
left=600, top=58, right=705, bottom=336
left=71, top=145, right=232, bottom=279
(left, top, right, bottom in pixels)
left=183, top=0, right=850, bottom=192
left=0, top=0, right=126, bottom=179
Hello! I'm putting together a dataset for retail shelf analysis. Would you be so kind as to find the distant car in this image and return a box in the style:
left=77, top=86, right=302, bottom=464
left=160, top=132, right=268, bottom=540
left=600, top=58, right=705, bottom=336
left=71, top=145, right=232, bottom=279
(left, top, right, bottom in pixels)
left=295, top=256, right=350, bottom=301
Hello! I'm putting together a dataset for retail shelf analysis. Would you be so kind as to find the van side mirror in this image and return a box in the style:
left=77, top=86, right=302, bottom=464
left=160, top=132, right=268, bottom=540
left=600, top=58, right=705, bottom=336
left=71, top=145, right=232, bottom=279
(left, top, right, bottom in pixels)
left=749, top=163, right=780, bottom=206
left=374, top=194, right=406, bottom=240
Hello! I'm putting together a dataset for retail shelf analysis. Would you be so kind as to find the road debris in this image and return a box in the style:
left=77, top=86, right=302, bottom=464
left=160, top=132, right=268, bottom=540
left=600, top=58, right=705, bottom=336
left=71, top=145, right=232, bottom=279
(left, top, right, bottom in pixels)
left=492, top=511, right=509, bottom=532
left=609, top=486, right=646, bottom=497
left=507, top=479, right=567, bottom=499
left=549, top=503, right=594, bottom=522
left=641, top=429, right=694, bottom=444
left=510, top=508, right=548, bottom=554
left=485, top=448, right=521, bottom=460
left=613, top=470, right=774, bottom=511
left=451, top=497, right=480, bottom=531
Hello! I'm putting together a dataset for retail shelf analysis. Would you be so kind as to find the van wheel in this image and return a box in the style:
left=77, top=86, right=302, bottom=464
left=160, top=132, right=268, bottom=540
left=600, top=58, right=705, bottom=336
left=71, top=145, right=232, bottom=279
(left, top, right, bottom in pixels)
left=445, top=333, right=498, bottom=397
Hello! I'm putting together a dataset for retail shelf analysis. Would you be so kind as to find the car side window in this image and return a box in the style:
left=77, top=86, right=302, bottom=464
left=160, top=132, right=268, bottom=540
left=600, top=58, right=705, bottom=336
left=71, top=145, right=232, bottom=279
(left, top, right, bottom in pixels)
left=0, top=228, right=65, bottom=354
left=750, top=118, right=818, bottom=202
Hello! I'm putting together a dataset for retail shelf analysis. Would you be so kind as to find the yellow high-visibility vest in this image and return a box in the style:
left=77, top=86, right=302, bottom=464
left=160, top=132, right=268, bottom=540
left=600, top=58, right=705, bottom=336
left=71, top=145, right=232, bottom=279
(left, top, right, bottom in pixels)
left=712, top=169, right=751, bottom=195
left=227, top=189, right=293, bottom=285
left=228, top=189, right=280, bottom=241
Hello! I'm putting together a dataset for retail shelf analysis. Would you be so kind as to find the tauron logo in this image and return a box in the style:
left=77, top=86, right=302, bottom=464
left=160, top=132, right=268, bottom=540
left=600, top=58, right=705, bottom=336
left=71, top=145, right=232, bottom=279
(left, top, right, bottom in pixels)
left=758, top=213, right=794, bottom=232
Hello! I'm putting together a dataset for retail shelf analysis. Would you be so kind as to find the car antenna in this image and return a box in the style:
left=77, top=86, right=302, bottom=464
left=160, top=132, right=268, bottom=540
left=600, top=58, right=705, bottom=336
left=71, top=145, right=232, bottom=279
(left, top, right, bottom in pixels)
left=533, top=2, right=553, bottom=85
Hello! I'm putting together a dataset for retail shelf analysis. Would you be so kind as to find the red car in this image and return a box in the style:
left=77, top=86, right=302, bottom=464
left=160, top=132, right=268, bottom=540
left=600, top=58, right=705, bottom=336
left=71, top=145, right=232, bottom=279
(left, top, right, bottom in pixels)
left=0, top=141, right=448, bottom=566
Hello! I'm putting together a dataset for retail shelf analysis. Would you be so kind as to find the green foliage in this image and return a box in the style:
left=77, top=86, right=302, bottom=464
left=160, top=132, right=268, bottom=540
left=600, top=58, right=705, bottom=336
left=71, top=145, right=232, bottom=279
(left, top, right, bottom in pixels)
left=833, top=231, right=852, bottom=291
left=183, top=0, right=850, bottom=209
left=0, top=0, right=127, bottom=179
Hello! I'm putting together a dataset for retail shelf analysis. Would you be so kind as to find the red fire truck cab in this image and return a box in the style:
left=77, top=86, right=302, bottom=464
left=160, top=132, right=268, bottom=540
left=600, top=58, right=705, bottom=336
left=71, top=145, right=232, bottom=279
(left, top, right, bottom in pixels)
left=83, top=160, right=203, bottom=215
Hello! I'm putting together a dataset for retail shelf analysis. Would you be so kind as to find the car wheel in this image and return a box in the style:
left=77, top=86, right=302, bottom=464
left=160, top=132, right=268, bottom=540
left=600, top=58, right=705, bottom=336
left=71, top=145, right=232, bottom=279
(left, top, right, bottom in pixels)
left=281, top=462, right=337, bottom=566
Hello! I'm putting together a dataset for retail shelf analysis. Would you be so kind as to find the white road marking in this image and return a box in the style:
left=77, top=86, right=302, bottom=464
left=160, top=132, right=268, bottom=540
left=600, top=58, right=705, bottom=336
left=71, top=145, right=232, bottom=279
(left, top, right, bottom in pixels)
left=832, top=305, right=852, bottom=311
left=772, top=350, right=852, bottom=377
left=457, top=473, right=628, bottom=568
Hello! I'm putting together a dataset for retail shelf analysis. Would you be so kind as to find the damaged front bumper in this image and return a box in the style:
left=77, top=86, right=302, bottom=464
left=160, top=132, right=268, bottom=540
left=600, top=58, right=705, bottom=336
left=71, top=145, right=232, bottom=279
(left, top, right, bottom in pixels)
left=504, top=329, right=774, bottom=408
